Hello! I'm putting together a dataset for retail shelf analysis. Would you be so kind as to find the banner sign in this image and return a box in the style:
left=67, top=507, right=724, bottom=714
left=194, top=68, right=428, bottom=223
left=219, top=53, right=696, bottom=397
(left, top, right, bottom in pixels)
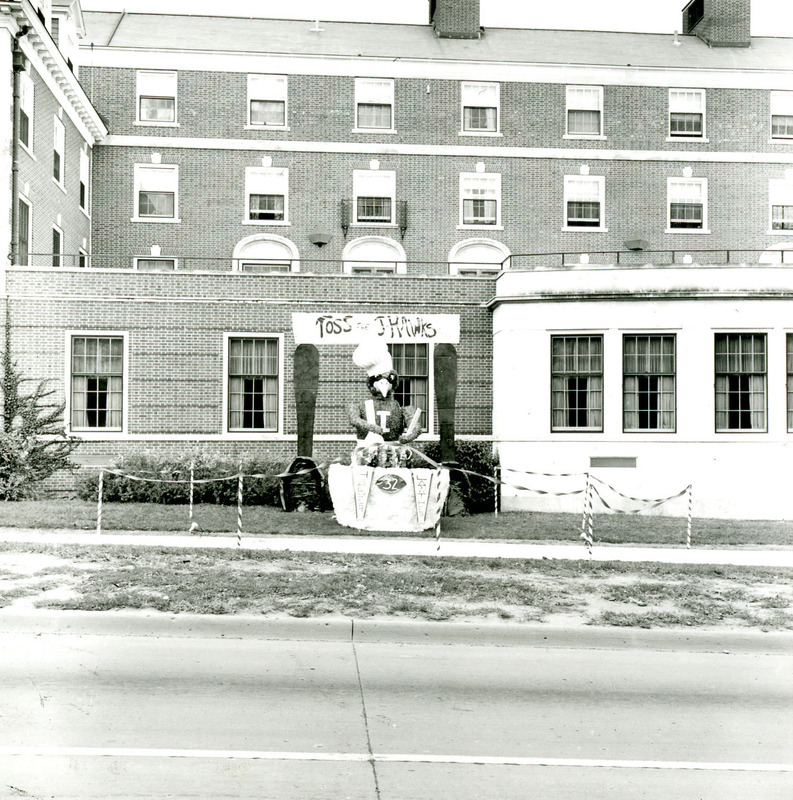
left=292, top=313, right=460, bottom=344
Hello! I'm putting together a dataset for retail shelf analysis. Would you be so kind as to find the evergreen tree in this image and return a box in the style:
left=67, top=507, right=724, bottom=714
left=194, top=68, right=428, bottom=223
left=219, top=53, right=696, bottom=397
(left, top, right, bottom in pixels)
left=1, top=326, right=80, bottom=500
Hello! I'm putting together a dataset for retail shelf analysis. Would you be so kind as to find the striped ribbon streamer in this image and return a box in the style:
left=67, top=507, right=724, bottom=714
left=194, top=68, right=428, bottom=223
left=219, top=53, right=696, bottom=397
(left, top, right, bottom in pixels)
left=236, top=472, right=243, bottom=547
left=96, top=470, right=104, bottom=536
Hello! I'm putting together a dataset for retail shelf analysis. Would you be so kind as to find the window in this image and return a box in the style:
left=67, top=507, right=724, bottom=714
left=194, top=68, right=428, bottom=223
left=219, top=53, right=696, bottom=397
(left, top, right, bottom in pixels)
left=232, top=234, right=299, bottom=272
left=564, top=176, right=604, bottom=229
left=668, top=178, right=707, bottom=230
left=566, top=86, right=603, bottom=137
left=135, top=258, right=176, bottom=271
left=19, top=72, right=33, bottom=150
left=52, top=226, right=62, bottom=267
left=669, top=89, right=705, bottom=138
left=461, top=82, right=499, bottom=133
left=134, top=165, right=178, bottom=221
left=389, top=343, right=429, bottom=432
left=248, top=74, right=287, bottom=127
left=136, top=70, right=177, bottom=124
left=788, top=334, right=793, bottom=432
left=53, top=116, right=64, bottom=185
left=79, top=148, right=89, bottom=212
left=70, top=336, right=124, bottom=430
left=551, top=335, right=603, bottom=431
left=715, top=333, right=767, bottom=432
left=78, top=249, right=88, bottom=269
left=17, top=197, right=30, bottom=266
left=623, top=335, right=676, bottom=432
left=460, top=172, right=500, bottom=228
left=343, top=236, right=406, bottom=275
left=355, top=78, right=394, bottom=131
left=227, top=337, right=280, bottom=431
left=353, top=170, right=396, bottom=225
left=771, top=91, right=793, bottom=139
left=245, top=167, right=288, bottom=223
left=770, top=179, right=793, bottom=231
left=448, top=239, right=510, bottom=276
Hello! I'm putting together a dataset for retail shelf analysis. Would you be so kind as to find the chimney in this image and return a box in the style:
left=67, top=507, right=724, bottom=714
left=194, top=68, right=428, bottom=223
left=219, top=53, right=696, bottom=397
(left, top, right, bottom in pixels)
left=682, top=0, right=751, bottom=47
left=429, top=0, right=482, bottom=39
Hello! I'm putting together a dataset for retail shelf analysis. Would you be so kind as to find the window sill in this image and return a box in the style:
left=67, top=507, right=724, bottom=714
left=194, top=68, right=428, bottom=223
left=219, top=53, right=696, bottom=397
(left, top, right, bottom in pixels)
left=52, top=178, right=67, bottom=195
left=131, top=217, right=182, bottom=223
left=766, top=229, right=793, bottom=235
left=563, top=134, right=606, bottom=141
left=351, top=222, right=398, bottom=228
left=664, top=228, right=711, bottom=234
left=769, top=137, right=793, bottom=143
left=562, top=226, right=608, bottom=232
left=716, top=429, right=768, bottom=435
left=666, top=136, right=709, bottom=143
left=352, top=128, right=397, bottom=134
left=245, top=124, right=290, bottom=131
left=551, top=428, right=604, bottom=434
left=458, top=131, right=502, bottom=137
left=20, top=142, right=35, bottom=160
left=134, top=120, right=179, bottom=128
left=79, top=206, right=91, bottom=220
left=457, top=224, right=504, bottom=231
left=242, top=220, right=291, bottom=226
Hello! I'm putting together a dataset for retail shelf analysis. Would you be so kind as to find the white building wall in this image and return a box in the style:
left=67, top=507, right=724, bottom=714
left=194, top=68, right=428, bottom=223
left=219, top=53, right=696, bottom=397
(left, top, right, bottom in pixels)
left=492, top=267, right=793, bottom=520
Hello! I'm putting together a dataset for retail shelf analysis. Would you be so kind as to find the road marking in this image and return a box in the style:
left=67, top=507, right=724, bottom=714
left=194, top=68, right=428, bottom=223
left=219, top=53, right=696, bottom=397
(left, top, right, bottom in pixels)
left=1, top=747, right=792, bottom=772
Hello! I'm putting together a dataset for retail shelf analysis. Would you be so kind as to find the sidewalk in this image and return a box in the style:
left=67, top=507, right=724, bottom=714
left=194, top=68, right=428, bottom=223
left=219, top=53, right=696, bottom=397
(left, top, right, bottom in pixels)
left=1, top=527, right=792, bottom=567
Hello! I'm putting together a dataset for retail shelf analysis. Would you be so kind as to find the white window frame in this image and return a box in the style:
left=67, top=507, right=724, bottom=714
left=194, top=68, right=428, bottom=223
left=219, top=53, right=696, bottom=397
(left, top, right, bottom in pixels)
left=714, top=332, right=767, bottom=433
left=668, top=89, right=707, bottom=141
left=136, top=70, right=178, bottom=126
left=352, top=170, right=396, bottom=226
left=551, top=334, right=604, bottom=432
left=354, top=78, right=395, bottom=133
left=244, top=167, right=289, bottom=225
left=667, top=177, right=709, bottom=233
left=459, top=172, right=502, bottom=230
left=563, top=175, right=607, bottom=231
left=132, top=164, right=180, bottom=223
left=222, top=332, right=285, bottom=436
left=51, top=224, right=63, bottom=267
left=17, top=194, right=31, bottom=266
left=247, top=74, right=288, bottom=129
left=388, top=342, right=435, bottom=435
left=565, top=85, right=604, bottom=139
left=769, top=178, right=793, bottom=234
left=342, top=235, right=407, bottom=275
left=134, top=257, right=178, bottom=271
left=52, top=115, right=65, bottom=189
left=65, top=331, right=129, bottom=436
left=79, top=147, right=90, bottom=215
left=232, top=233, right=300, bottom=273
left=448, top=238, right=511, bottom=276
left=460, top=81, right=500, bottom=136
left=770, top=91, right=793, bottom=140
left=19, top=71, right=34, bottom=154
left=78, top=248, right=89, bottom=269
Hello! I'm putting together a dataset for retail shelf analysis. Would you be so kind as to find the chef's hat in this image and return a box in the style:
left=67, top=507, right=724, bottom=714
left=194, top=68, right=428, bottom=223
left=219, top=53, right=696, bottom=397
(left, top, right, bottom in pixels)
left=352, top=338, right=393, bottom=377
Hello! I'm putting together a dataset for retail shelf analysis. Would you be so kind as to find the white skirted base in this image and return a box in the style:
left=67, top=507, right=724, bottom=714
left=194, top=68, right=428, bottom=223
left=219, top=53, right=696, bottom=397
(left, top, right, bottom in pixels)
left=328, top=463, right=450, bottom=532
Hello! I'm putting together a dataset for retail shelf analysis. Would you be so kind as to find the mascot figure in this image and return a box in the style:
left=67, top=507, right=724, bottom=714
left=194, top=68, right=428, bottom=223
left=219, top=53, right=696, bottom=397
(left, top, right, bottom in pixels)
left=349, top=339, right=421, bottom=468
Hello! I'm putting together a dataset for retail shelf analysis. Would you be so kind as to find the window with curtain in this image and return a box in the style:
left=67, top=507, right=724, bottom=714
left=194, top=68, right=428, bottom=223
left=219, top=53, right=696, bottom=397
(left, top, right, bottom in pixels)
left=461, top=82, right=499, bottom=132
left=566, top=86, right=602, bottom=136
left=668, top=178, right=706, bottom=229
left=669, top=89, right=705, bottom=137
left=623, top=335, right=676, bottom=431
left=788, top=334, right=793, bottom=432
left=389, top=343, right=429, bottom=432
left=551, top=335, right=603, bottom=431
left=135, top=165, right=177, bottom=219
left=353, top=170, right=395, bottom=224
left=460, top=173, right=500, bottom=226
left=228, top=337, right=279, bottom=431
left=71, top=336, right=124, bottom=430
left=245, top=167, right=288, bottom=223
left=248, top=74, right=287, bottom=127
left=715, top=333, right=767, bottom=432
left=771, top=91, right=793, bottom=139
left=564, top=176, right=604, bottom=228
left=137, top=70, right=177, bottom=123
left=355, top=78, right=394, bottom=130
left=770, top=178, right=793, bottom=231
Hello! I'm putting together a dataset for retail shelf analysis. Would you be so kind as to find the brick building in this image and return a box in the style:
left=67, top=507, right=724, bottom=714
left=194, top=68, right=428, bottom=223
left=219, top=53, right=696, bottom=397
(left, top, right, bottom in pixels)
left=2, top=0, right=793, bottom=518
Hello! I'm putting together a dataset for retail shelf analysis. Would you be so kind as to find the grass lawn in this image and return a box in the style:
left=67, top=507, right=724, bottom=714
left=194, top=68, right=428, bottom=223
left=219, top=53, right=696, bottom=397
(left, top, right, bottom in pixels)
left=1, top=543, right=792, bottom=631
left=1, top=499, right=792, bottom=548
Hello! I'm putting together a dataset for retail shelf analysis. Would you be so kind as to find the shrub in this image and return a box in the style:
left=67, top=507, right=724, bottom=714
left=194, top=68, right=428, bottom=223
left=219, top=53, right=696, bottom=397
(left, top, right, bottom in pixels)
left=415, top=441, right=499, bottom=514
left=75, top=449, right=289, bottom=507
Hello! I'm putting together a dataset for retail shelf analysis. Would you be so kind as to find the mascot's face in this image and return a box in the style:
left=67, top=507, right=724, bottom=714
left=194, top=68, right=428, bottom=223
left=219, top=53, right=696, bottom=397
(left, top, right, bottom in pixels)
left=368, top=370, right=398, bottom=398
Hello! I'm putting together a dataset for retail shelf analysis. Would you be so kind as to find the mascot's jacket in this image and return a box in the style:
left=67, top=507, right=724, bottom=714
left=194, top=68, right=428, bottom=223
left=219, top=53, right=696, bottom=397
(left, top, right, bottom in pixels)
left=349, top=395, right=418, bottom=444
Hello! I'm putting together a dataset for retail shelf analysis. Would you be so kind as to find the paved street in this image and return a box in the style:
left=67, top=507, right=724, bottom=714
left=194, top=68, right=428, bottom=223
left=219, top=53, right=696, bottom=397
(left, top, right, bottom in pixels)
left=1, top=612, right=791, bottom=798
